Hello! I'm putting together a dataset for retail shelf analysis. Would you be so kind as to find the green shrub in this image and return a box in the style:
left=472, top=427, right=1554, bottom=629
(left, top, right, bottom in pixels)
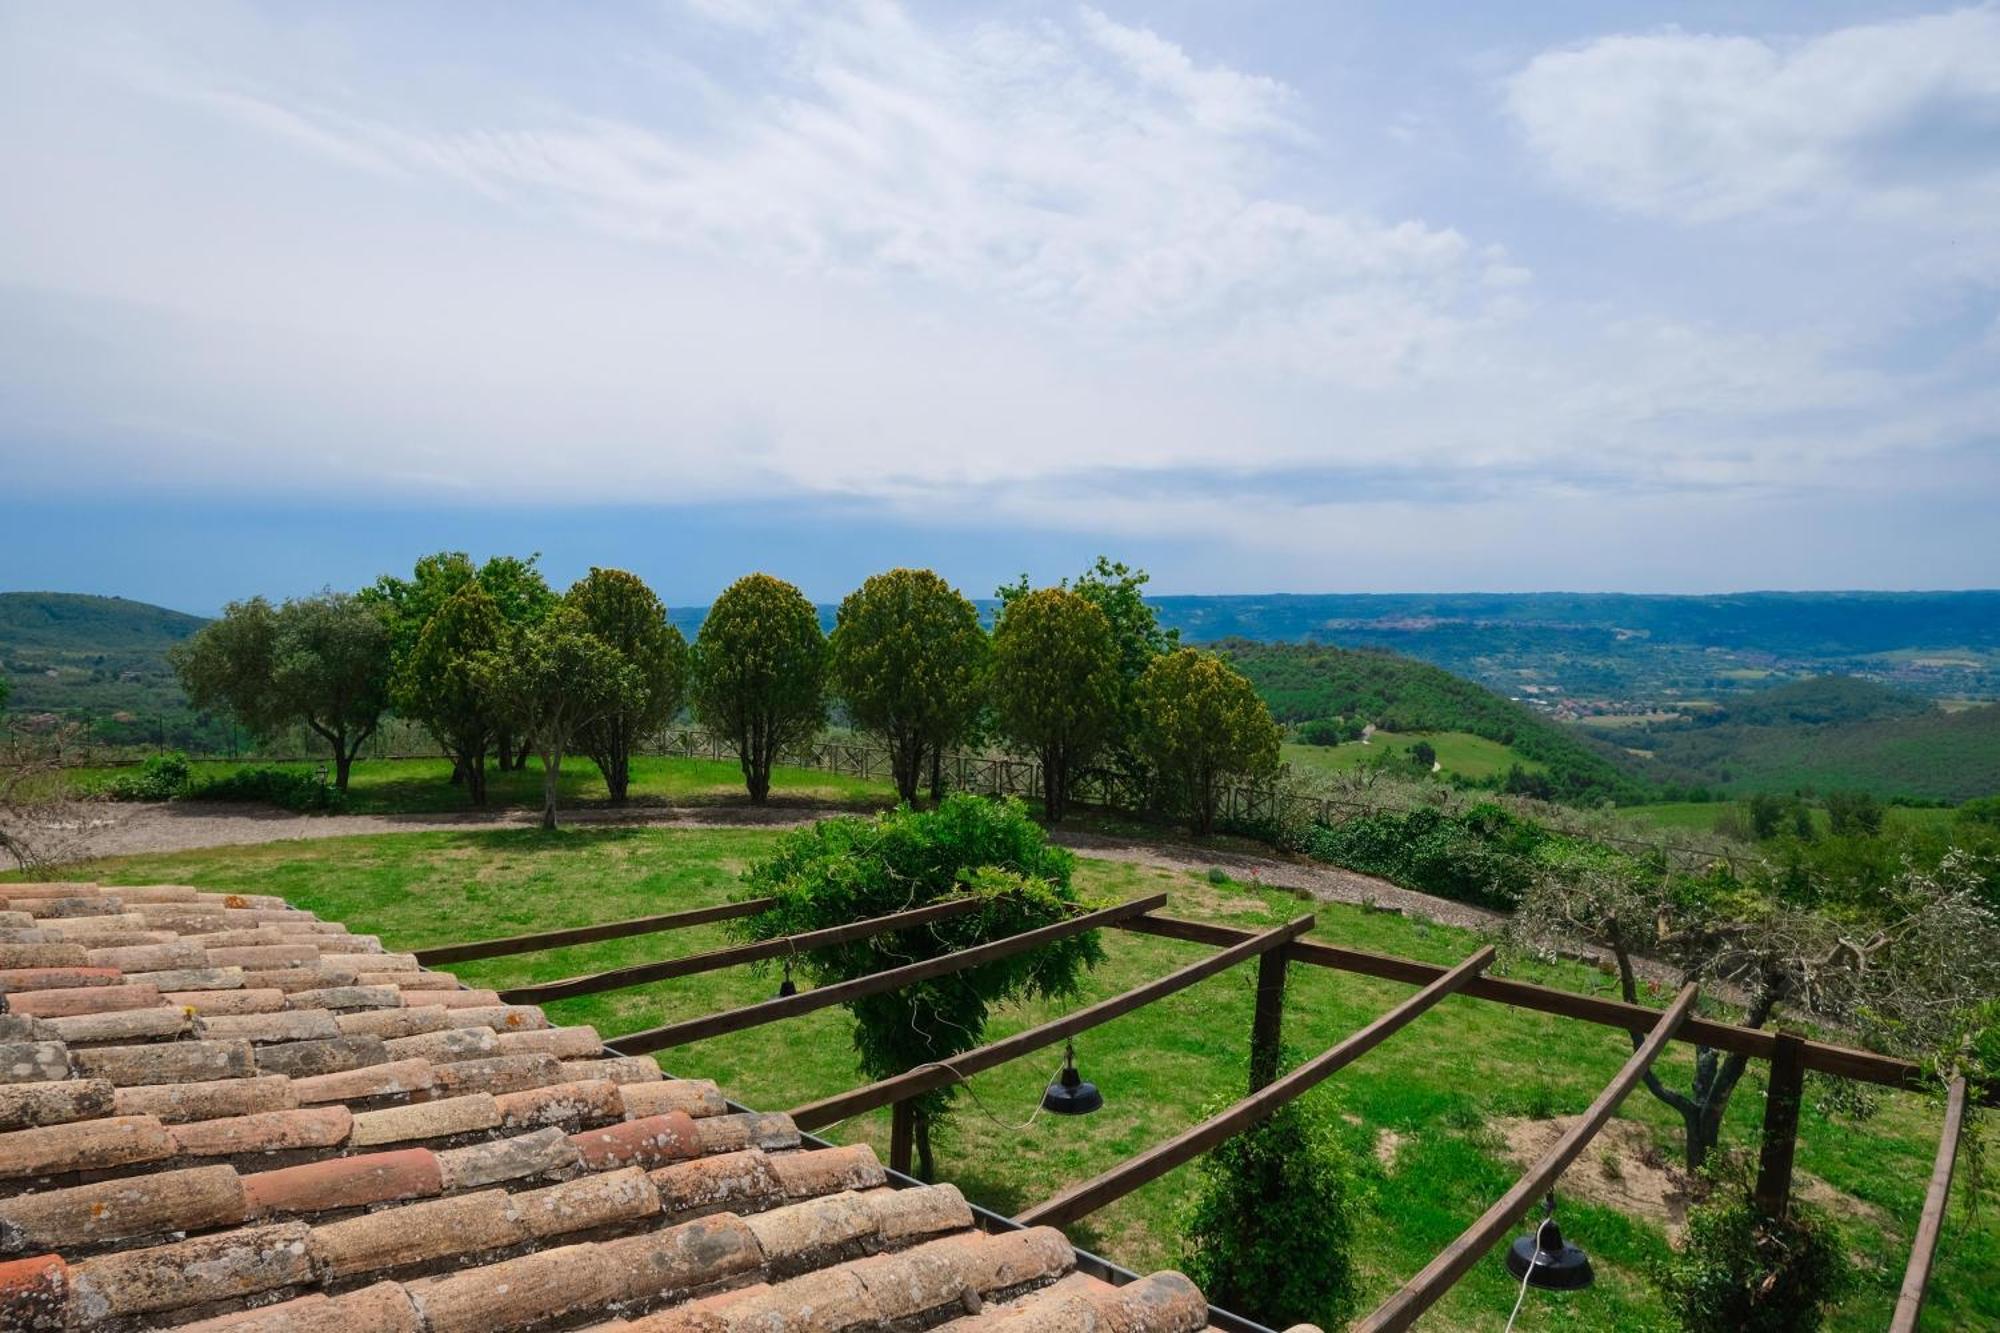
left=1296, top=718, right=1345, bottom=746
left=1658, top=1188, right=1849, bottom=1333
left=188, top=766, right=344, bottom=813
left=104, top=752, right=192, bottom=801
left=1179, top=1093, right=1360, bottom=1328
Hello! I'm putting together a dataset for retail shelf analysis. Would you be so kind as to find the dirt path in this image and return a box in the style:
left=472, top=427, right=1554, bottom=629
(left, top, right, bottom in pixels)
left=67, top=800, right=1504, bottom=930
left=56, top=800, right=1703, bottom=990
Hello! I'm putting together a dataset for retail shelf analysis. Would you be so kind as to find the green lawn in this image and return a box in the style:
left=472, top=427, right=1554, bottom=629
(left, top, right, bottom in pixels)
left=24, top=829, right=1994, bottom=1331
left=1284, top=731, right=1541, bottom=783
left=72, top=754, right=897, bottom=816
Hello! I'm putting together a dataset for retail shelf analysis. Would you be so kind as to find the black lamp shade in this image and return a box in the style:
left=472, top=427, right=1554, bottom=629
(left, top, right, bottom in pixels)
left=1041, top=1044, right=1103, bottom=1116
left=1504, top=1215, right=1593, bottom=1291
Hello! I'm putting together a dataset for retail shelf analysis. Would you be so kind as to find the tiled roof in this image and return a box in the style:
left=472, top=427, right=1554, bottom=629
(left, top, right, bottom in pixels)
left=0, top=882, right=1216, bottom=1333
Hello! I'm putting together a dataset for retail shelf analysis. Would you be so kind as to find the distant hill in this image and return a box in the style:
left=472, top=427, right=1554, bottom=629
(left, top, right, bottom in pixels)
left=1216, top=639, right=1648, bottom=804
left=0, top=592, right=207, bottom=651
left=0, top=593, right=212, bottom=747
left=1591, top=675, right=1998, bottom=802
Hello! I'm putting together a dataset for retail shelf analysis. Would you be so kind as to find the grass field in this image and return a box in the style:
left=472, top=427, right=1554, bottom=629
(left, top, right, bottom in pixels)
left=1617, top=800, right=1961, bottom=839
left=71, top=754, right=897, bottom=815
left=1284, top=731, right=1542, bottom=783
left=24, top=827, right=1994, bottom=1330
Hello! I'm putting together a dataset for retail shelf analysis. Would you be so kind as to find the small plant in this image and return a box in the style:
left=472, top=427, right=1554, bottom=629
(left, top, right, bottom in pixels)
left=1523, top=1078, right=1560, bottom=1120
left=104, top=751, right=192, bottom=801
left=1179, top=1091, right=1360, bottom=1329
left=1657, top=1182, right=1849, bottom=1333
left=1206, top=867, right=1229, bottom=885
left=1598, top=1147, right=1625, bottom=1181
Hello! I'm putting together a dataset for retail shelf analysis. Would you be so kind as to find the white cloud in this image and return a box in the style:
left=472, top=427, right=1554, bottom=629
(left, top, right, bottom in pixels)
left=1506, top=7, right=2000, bottom=224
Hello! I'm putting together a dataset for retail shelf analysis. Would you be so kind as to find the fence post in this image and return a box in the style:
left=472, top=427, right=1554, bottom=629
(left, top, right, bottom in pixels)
left=890, top=1100, right=915, bottom=1176
left=1248, top=945, right=1289, bottom=1091
left=1754, top=1030, right=1807, bottom=1219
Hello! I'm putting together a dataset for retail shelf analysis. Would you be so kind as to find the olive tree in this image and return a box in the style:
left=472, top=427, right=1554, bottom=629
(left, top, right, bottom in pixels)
left=474, top=605, right=640, bottom=830
left=991, top=587, right=1119, bottom=822
left=1136, top=648, right=1281, bottom=836
left=830, top=569, right=987, bottom=804
left=1511, top=851, right=2000, bottom=1170
left=740, top=796, right=1103, bottom=1179
left=567, top=568, right=688, bottom=802
left=169, top=591, right=392, bottom=792
left=398, top=583, right=507, bottom=805
left=690, top=573, right=826, bottom=803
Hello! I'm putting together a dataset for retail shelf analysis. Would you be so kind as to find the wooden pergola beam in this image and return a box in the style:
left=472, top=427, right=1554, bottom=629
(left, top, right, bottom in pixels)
left=1117, top=914, right=1936, bottom=1094
left=1889, top=1075, right=1970, bottom=1333
left=1353, top=982, right=1700, bottom=1333
left=604, top=893, right=1168, bottom=1057
left=790, top=913, right=1317, bottom=1132
left=497, top=895, right=984, bottom=1004
left=413, top=898, right=774, bottom=966
left=1016, top=944, right=1496, bottom=1230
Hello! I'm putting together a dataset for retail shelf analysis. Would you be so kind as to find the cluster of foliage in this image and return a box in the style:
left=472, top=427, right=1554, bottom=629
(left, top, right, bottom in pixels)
left=690, top=574, right=827, bottom=804
left=737, top=795, right=1102, bottom=1178
left=1219, top=639, right=1646, bottom=804
left=1657, top=1184, right=1850, bottom=1332
left=1134, top=649, right=1280, bottom=835
left=1178, top=1089, right=1361, bottom=1329
left=103, top=751, right=193, bottom=801
left=1295, top=716, right=1365, bottom=746
left=829, top=570, right=986, bottom=805
left=100, top=751, right=344, bottom=811
left=1277, top=801, right=1575, bottom=911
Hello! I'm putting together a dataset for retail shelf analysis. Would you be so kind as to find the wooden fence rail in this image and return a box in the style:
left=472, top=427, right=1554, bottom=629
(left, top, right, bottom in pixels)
left=790, top=914, right=1316, bottom=1133
left=1017, top=945, right=1496, bottom=1229
left=1890, top=1076, right=1971, bottom=1333
left=412, top=899, right=773, bottom=966
left=603, top=894, right=1166, bottom=1057
left=1354, top=983, right=1701, bottom=1333
left=497, top=896, right=984, bottom=1005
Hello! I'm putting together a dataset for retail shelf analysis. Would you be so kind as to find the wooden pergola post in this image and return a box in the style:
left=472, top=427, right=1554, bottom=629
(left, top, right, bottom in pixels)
left=1248, top=943, right=1289, bottom=1091
left=889, top=1101, right=916, bottom=1178
left=1753, top=1029, right=1807, bottom=1219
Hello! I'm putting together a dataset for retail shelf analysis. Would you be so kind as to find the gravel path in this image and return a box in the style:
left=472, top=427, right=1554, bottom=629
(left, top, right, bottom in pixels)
left=65, top=801, right=1504, bottom=931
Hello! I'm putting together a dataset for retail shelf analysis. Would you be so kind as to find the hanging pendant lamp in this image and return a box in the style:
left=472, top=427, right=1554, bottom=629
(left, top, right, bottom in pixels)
left=1040, top=1039, right=1103, bottom=1116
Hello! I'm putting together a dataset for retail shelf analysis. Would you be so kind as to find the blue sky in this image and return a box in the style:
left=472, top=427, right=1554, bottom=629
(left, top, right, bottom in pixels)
left=3, top=2, right=1996, bottom=613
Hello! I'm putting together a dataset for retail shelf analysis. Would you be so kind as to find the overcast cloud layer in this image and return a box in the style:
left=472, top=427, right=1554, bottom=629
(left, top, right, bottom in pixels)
left=2, top=1, right=1996, bottom=600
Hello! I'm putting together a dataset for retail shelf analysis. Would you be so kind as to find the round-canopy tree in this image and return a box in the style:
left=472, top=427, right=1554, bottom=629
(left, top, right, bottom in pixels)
left=169, top=591, right=392, bottom=792
left=567, top=568, right=688, bottom=803
left=740, top=795, right=1104, bottom=1179
left=1136, top=648, right=1281, bottom=836
left=690, top=573, right=826, bottom=803
left=990, top=588, right=1120, bottom=823
left=398, top=582, right=507, bottom=805
left=829, top=568, right=987, bottom=805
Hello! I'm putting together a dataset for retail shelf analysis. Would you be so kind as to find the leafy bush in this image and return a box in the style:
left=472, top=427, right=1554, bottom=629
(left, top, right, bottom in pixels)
left=739, top=795, right=1101, bottom=1178
left=187, top=766, right=344, bottom=812
left=1296, top=718, right=1348, bottom=746
left=104, top=752, right=192, bottom=801
left=1285, top=803, right=1551, bottom=911
left=1179, top=1093, right=1360, bottom=1328
left=1657, top=1189, right=1849, bottom=1333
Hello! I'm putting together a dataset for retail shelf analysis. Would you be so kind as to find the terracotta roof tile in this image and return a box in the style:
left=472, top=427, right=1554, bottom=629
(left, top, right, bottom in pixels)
left=0, top=882, right=1227, bottom=1332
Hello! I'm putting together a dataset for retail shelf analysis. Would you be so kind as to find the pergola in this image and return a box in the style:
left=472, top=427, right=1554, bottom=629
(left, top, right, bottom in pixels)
left=418, top=892, right=1975, bottom=1331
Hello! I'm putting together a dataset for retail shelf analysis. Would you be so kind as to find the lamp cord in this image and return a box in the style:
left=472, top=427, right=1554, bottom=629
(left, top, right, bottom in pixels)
left=1504, top=1215, right=1555, bottom=1333
left=916, top=1051, right=1073, bottom=1134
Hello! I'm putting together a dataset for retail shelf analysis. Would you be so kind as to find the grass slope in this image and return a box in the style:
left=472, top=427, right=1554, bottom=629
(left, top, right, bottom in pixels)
left=1221, top=639, right=1645, bottom=803
left=1283, top=732, right=1542, bottom=783
left=21, top=828, right=1992, bottom=1330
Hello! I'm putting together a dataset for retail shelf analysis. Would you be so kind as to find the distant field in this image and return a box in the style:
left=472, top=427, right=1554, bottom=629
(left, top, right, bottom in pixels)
left=1283, top=731, right=1541, bottom=782
left=1617, top=800, right=1960, bottom=838
left=71, top=754, right=896, bottom=815
left=21, top=826, right=1994, bottom=1330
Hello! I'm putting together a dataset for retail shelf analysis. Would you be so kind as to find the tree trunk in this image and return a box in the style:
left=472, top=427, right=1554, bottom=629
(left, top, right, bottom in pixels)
left=334, top=750, right=354, bottom=793
left=1041, top=746, right=1064, bottom=822
left=928, top=747, right=944, bottom=804
left=891, top=734, right=921, bottom=805
left=541, top=752, right=560, bottom=831
left=466, top=750, right=488, bottom=806
left=606, top=742, right=630, bottom=804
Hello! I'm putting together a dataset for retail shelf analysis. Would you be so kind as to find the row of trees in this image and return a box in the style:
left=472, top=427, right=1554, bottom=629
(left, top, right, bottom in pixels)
left=170, top=554, right=1283, bottom=833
